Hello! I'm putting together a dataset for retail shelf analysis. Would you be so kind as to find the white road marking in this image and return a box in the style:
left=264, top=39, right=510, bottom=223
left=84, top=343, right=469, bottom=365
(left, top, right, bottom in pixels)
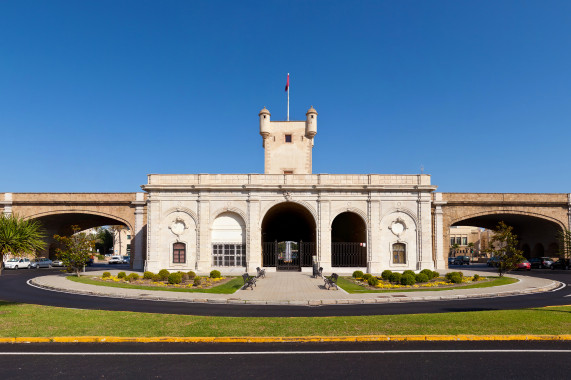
left=0, top=350, right=570, bottom=356
left=550, top=283, right=566, bottom=292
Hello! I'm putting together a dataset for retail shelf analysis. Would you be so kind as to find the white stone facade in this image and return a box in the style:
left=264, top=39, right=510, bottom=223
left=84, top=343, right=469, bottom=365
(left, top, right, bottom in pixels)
left=142, top=174, right=436, bottom=275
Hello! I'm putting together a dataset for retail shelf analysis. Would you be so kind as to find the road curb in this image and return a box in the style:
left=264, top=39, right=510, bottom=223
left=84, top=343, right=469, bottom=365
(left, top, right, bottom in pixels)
left=1, top=334, right=571, bottom=344
left=29, top=277, right=561, bottom=306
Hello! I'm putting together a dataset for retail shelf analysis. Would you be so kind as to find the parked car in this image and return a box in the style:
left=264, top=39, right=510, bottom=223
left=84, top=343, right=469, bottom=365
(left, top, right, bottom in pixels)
left=448, top=257, right=455, bottom=266
left=516, top=260, right=531, bottom=271
left=51, top=259, right=64, bottom=267
left=487, top=256, right=500, bottom=267
left=108, top=256, right=123, bottom=264
left=30, top=258, right=52, bottom=269
left=122, top=256, right=130, bottom=264
left=4, top=258, right=31, bottom=269
left=550, top=258, right=570, bottom=270
left=453, top=256, right=470, bottom=265
left=529, top=257, right=554, bottom=269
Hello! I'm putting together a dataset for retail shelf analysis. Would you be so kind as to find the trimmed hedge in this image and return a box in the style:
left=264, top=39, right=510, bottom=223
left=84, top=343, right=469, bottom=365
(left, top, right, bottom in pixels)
left=352, top=270, right=364, bottom=279
left=389, top=272, right=402, bottom=283
left=127, top=273, right=139, bottom=282
left=187, top=271, right=196, bottom=279
left=402, top=270, right=416, bottom=277
left=446, top=271, right=463, bottom=284
left=381, top=270, right=392, bottom=280
left=143, top=271, right=154, bottom=280
left=193, top=276, right=202, bottom=286
left=415, top=273, right=429, bottom=283
left=117, top=272, right=126, bottom=279
left=400, top=273, right=416, bottom=285
left=362, top=273, right=373, bottom=281
left=210, top=270, right=221, bottom=279
left=102, top=272, right=111, bottom=278
left=367, top=276, right=379, bottom=286
left=158, top=269, right=170, bottom=281
left=168, top=272, right=183, bottom=284
left=420, top=269, right=434, bottom=280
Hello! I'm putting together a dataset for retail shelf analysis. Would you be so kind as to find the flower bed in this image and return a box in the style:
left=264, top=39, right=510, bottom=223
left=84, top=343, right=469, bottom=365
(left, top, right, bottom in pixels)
left=96, top=270, right=232, bottom=290
left=349, top=270, right=487, bottom=290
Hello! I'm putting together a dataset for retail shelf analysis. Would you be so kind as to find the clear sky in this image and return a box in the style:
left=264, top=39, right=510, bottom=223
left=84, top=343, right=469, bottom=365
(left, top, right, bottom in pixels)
left=1, top=1, right=570, bottom=193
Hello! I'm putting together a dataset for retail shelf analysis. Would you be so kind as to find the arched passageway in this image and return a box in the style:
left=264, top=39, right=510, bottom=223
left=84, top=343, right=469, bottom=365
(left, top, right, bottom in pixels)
left=331, top=212, right=367, bottom=267
left=211, top=212, right=246, bottom=268
left=451, top=213, right=563, bottom=260
left=261, top=203, right=316, bottom=270
left=30, top=212, right=131, bottom=260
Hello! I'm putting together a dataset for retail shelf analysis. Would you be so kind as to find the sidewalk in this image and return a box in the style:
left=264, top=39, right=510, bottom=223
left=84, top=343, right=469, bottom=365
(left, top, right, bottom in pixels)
left=30, top=268, right=560, bottom=306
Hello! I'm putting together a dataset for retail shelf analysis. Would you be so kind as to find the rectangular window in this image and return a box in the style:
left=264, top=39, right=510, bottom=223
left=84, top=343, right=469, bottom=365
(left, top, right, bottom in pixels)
left=450, top=237, right=455, bottom=246
left=284, top=170, right=293, bottom=175
left=285, top=134, right=292, bottom=143
left=455, top=237, right=462, bottom=245
left=127, top=235, right=131, bottom=240
left=212, top=243, right=246, bottom=267
left=173, top=243, right=186, bottom=263
left=392, top=243, right=406, bottom=264
left=126, top=244, right=131, bottom=254
left=461, top=237, right=468, bottom=246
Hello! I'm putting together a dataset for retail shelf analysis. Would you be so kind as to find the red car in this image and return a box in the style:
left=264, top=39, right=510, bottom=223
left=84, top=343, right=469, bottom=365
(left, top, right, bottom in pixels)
left=516, top=260, right=531, bottom=271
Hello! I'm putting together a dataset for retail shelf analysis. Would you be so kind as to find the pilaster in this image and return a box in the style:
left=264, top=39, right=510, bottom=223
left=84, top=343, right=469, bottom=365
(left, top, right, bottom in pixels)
left=132, top=192, right=146, bottom=270
left=433, top=193, right=447, bottom=270
left=1, top=193, right=13, bottom=215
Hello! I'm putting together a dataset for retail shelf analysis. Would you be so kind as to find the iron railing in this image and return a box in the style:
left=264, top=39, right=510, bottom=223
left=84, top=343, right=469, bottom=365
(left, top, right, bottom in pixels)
left=331, top=242, right=367, bottom=267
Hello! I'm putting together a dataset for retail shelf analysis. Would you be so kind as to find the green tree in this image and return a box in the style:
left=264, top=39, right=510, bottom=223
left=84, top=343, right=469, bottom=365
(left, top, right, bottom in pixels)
left=111, top=225, right=125, bottom=256
left=486, top=221, right=524, bottom=277
left=450, top=243, right=460, bottom=257
left=94, top=227, right=113, bottom=255
left=54, top=225, right=95, bottom=276
left=0, top=214, right=46, bottom=276
left=467, top=242, right=475, bottom=257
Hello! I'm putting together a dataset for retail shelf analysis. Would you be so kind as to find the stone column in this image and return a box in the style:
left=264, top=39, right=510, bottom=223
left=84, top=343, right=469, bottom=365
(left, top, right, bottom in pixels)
left=247, top=196, right=262, bottom=272
left=433, top=193, right=447, bottom=270
left=568, top=193, right=571, bottom=230
left=1, top=193, right=13, bottom=215
left=318, top=197, right=332, bottom=271
left=196, top=194, right=211, bottom=273
left=419, top=192, right=435, bottom=270
left=367, top=195, right=382, bottom=273
left=132, top=192, right=146, bottom=271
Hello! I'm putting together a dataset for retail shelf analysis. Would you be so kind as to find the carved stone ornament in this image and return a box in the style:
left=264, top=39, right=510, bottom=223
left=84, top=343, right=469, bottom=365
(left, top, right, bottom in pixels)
left=389, top=217, right=406, bottom=238
left=168, top=217, right=187, bottom=236
left=283, top=191, right=292, bottom=202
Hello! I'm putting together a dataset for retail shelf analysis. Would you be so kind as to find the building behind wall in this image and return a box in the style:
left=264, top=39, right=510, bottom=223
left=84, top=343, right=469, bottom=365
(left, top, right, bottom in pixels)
left=141, top=106, right=440, bottom=274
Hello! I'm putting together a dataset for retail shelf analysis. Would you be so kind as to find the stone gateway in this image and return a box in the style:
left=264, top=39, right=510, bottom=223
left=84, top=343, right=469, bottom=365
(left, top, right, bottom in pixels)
left=142, top=107, right=439, bottom=274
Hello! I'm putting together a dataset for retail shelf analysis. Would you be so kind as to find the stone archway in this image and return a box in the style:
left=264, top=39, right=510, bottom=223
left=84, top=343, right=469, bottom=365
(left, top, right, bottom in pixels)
left=261, top=202, right=316, bottom=270
left=330, top=211, right=367, bottom=267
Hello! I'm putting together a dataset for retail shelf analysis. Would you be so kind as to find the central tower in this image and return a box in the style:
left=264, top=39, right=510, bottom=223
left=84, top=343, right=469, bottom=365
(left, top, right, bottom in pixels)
left=259, top=106, right=317, bottom=174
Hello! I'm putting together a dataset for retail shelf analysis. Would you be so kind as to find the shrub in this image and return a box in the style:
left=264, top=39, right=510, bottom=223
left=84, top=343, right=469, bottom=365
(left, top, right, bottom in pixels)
left=168, top=272, right=182, bottom=284
left=102, top=271, right=111, bottom=278
left=352, top=270, right=364, bottom=279
left=381, top=270, right=392, bottom=280
left=362, top=273, right=373, bottom=281
left=446, top=272, right=463, bottom=284
left=152, top=274, right=162, bottom=282
left=401, top=273, right=416, bottom=286
left=473, top=274, right=480, bottom=281
left=432, top=271, right=440, bottom=279
left=127, top=273, right=139, bottom=282
left=389, top=272, right=402, bottom=283
left=187, top=271, right=196, bottom=279
left=420, top=269, right=434, bottom=280
left=117, top=271, right=126, bottom=279
left=210, top=270, right=221, bottom=279
left=415, top=273, right=429, bottom=283
left=367, top=276, right=379, bottom=286
left=143, top=271, right=154, bottom=280
left=181, top=273, right=189, bottom=282
left=97, top=254, right=106, bottom=260
left=193, top=276, right=202, bottom=286
left=402, top=270, right=416, bottom=277
left=158, top=269, right=170, bottom=281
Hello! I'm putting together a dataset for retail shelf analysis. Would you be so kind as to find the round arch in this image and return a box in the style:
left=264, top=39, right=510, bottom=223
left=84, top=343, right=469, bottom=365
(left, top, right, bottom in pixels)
left=330, top=211, right=367, bottom=267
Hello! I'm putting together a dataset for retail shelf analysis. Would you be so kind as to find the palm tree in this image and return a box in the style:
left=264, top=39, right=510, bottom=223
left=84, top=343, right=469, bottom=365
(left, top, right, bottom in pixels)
left=0, top=214, right=46, bottom=275
left=111, top=225, right=125, bottom=256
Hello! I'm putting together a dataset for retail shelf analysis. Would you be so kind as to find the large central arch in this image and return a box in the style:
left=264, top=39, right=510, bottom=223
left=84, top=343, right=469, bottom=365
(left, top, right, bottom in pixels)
left=261, top=202, right=316, bottom=270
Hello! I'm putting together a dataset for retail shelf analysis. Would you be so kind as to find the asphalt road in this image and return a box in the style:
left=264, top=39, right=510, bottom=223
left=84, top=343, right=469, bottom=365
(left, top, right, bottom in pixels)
left=0, top=341, right=569, bottom=379
left=0, top=264, right=569, bottom=317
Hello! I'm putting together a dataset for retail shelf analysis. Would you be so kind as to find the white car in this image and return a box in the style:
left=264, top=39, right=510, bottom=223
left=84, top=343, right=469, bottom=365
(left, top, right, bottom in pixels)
left=51, top=259, right=64, bottom=267
left=4, top=258, right=31, bottom=269
left=30, top=258, right=53, bottom=269
left=108, top=256, right=123, bottom=264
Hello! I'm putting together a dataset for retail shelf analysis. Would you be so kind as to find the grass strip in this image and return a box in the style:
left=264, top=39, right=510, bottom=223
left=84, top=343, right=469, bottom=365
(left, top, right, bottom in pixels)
left=336, top=276, right=518, bottom=293
left=67, top=276, right=243, bottom=294
left=0, top=301, right=569, bottom=337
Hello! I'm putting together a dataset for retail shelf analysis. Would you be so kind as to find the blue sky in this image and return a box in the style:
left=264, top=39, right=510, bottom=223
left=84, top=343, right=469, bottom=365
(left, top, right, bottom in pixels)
left=1, top=1, right=570, bottom=193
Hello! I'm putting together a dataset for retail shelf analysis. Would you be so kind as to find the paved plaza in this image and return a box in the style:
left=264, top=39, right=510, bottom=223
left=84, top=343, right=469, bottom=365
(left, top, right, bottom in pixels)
left=31, top=269, right=560, bottom=306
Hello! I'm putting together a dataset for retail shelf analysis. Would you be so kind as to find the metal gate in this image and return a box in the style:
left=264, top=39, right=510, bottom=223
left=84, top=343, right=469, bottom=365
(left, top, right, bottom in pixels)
left=262, top=241, right=315, bottom=270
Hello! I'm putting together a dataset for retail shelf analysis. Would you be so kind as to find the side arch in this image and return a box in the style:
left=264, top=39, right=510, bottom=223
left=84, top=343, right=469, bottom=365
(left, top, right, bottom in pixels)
left=25, top=209, right=134, bottom=232
left=259, top=200, right=317, bottom=228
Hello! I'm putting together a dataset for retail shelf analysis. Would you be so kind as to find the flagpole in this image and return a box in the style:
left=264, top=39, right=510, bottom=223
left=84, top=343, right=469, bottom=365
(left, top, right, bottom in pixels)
left=287, top=73, right=290, bottom=121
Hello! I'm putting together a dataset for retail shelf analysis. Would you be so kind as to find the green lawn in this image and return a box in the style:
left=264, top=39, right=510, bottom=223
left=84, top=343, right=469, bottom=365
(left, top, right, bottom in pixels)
left=336, top=276, right=518, bottom=293
left=67, top=276, right=243, bottom=294
left=0, top=301, right=569, bottom=337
